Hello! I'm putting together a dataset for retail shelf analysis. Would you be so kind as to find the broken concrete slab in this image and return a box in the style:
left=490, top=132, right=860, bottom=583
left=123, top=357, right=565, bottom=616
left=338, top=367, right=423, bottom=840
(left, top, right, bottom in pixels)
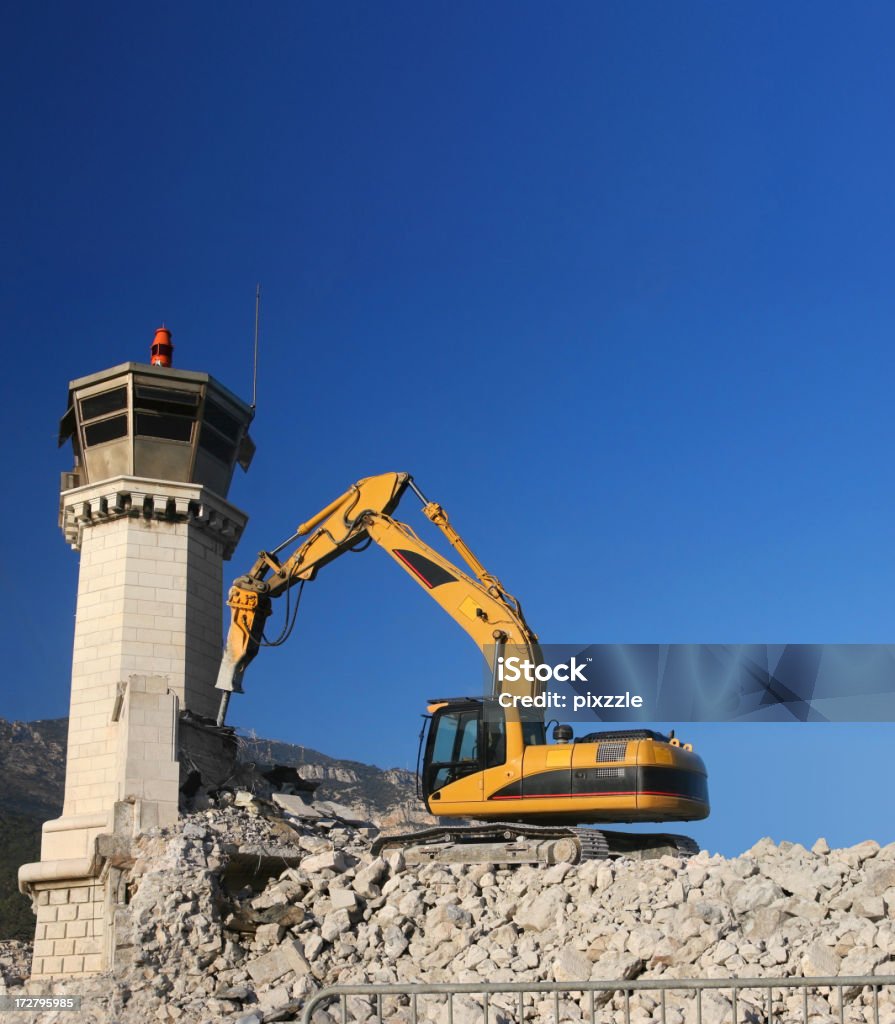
left=245, top=938, right=310, bottom=985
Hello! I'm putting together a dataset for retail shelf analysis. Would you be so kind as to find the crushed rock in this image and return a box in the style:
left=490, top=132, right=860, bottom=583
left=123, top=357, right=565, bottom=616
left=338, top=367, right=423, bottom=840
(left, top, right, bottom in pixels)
left=13, top=805, right=895, bottom=1023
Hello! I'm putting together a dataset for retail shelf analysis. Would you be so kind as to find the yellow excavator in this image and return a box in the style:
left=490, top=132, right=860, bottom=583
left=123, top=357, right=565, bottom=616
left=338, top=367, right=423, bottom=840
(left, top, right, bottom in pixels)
left=215, top=472, right=708, bottom=863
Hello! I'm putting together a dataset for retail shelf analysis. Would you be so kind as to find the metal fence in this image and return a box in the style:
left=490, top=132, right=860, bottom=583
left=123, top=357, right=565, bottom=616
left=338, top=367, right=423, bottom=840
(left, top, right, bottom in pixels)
left=300, top=974, right=895, bottom=1024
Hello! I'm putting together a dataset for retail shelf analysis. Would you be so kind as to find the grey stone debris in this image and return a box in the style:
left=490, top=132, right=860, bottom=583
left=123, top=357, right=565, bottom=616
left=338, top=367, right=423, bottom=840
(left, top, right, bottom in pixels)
left=11, top=801, right=895, bottom=1024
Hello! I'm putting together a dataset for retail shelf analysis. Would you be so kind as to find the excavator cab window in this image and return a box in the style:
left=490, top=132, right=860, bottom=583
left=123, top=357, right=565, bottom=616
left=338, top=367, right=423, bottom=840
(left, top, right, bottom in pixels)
left=484, top=714, right=506, bottom=768
left=422, top=705, right=483, bottom=797
left=520, top=708, right=547, bottom=746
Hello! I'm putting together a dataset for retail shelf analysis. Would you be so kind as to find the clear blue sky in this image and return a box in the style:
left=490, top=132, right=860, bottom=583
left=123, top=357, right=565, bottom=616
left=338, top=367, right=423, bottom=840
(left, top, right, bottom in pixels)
left=2, top=2, right=894, bottom=857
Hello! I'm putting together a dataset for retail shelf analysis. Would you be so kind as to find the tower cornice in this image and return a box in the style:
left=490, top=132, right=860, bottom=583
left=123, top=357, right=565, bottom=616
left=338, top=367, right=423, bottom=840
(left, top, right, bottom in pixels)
left=59, top=475, right=249, bottom=559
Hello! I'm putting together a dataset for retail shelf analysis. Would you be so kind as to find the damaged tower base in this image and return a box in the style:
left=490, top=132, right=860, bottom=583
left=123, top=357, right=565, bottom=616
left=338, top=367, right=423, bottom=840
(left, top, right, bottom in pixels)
left=19, top=687, right=240, bottom=978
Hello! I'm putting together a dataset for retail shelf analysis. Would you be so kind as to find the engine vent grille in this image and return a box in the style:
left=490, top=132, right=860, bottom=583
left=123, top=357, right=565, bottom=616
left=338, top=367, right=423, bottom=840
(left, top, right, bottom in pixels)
left=596, top=740, right=628, bottom=762
left=594, top=767, right=625, bottom=778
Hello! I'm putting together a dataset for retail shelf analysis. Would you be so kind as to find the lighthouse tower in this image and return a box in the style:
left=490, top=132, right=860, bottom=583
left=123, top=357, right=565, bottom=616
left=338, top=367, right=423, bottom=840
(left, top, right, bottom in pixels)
left=19, top=328, right=254, bottom=979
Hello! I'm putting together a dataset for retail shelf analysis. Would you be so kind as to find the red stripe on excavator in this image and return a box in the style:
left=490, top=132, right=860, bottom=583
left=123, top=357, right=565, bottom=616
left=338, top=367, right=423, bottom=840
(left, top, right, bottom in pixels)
left=489, top=791, right=696, bottom=800
left=393, top=549, right=435, bottom=588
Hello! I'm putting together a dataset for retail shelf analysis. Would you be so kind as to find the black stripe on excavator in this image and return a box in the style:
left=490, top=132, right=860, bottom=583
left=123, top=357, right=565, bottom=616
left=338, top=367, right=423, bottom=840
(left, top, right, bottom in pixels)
left=393, top=549, right=456, bottom=589
left=488, top=766, right=708, bottom=803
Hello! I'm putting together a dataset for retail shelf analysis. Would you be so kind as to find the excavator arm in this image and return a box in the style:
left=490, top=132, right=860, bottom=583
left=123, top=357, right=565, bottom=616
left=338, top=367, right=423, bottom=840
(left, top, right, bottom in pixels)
left=215, top=472, right=538, bottom=724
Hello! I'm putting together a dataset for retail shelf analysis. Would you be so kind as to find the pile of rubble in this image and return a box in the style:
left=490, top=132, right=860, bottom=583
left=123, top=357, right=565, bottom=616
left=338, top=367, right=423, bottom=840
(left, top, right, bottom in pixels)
left=0, top=939, right=32, bottom=995
left=14, top=797, right=895, bottom=1024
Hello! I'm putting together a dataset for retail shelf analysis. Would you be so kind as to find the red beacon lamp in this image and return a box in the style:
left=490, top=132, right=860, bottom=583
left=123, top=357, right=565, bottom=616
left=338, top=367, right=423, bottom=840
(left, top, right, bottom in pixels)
left=150, top=326, right=174, bottom=367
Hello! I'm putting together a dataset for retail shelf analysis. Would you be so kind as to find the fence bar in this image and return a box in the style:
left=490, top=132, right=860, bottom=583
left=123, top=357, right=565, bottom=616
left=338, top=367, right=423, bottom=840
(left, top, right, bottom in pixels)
left=300, top=974, right=895, bottom=1024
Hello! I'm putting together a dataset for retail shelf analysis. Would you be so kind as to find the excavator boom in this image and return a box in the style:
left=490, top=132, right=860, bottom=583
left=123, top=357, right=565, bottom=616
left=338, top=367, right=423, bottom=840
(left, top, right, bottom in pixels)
left=215, top=472, right=538, bottom=720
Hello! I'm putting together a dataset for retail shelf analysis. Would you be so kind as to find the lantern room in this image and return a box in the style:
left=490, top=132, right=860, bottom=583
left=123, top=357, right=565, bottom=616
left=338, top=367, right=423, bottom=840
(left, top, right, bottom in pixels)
left=57, top=330, right=255, bottom=499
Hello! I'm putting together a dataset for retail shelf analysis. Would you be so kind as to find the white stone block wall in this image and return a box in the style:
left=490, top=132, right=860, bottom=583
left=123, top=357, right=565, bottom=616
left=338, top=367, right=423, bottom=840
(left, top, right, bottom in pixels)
left=184, top=526, right=227, bottom=720
left=64, top=503, right=239, bottom=817
left=30, top=881, right=105, bottom=977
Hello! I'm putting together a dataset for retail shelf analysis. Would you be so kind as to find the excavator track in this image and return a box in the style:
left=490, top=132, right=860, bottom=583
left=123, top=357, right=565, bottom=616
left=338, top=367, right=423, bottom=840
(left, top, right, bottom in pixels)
left=600, top=831, right=700, bottom=861
left=372, top=823, right=698, bottom=866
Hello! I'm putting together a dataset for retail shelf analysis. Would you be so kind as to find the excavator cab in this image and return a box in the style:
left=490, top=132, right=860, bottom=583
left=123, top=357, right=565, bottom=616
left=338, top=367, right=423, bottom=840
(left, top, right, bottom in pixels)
left=420, top=700, right=483, bottom=798
left=419, top=698, right=545, bottom=801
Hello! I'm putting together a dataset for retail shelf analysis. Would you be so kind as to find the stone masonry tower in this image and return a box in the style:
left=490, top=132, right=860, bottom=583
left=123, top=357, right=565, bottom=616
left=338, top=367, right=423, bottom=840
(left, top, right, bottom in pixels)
left=19, top=328, right=254, bottom=979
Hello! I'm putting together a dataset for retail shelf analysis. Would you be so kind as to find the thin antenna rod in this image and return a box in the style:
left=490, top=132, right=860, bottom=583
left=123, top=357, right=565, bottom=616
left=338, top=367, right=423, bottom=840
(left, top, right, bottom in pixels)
left=251, top=283, right=261, bottom=410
